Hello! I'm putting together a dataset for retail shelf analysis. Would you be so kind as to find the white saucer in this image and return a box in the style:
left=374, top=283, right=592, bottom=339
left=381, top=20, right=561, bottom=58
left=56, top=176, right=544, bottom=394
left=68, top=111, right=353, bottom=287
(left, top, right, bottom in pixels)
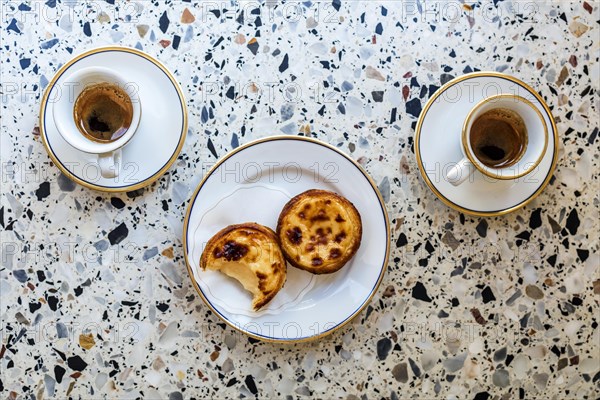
left=415, top=72, right=558, bottom=216
left=183, top=136, right=390, bottom=342
left=39, top=47, right=187, bottom=192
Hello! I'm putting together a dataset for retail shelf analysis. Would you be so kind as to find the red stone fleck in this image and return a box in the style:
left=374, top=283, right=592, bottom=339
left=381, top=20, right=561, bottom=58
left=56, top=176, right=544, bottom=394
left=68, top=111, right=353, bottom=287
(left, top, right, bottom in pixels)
left=402, top=85, right=410, bottom=102
left=569, top=55, right=577, bottom=68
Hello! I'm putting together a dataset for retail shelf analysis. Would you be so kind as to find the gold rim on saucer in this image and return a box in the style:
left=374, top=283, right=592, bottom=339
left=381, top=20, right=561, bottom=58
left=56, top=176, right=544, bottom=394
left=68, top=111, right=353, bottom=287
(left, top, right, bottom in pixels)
left=462, top=94, right=549, bottom=180
left=182, top=135, right=391, bottom=343
left=415, top=72, right=559, bottom=217
left=39, top=46, right=188, bottom=193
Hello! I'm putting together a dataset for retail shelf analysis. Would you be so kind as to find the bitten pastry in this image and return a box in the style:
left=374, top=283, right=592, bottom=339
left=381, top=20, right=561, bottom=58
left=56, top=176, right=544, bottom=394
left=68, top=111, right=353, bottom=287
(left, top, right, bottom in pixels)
left=276, top=189, right=362, bottom=274
left=200, top=223, right=286, bottom=311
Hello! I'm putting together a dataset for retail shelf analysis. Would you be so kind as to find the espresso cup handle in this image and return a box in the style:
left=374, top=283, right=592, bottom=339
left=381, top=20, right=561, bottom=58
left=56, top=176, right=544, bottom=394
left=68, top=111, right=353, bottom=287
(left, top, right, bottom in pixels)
left=446, top=157, right=474, bottom=186
left=98, top=150, right=121, bottom=179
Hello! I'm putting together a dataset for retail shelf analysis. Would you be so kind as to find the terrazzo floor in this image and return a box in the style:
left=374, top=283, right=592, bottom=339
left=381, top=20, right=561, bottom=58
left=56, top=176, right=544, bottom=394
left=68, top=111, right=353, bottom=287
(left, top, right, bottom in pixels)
left=1, top=0, right=599, bottom=399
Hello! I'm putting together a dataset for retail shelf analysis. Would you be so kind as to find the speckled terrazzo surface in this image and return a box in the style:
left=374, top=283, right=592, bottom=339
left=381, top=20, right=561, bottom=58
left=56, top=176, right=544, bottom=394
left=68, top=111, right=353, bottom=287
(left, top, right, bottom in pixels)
left=1, top=0, right=599, bottom=398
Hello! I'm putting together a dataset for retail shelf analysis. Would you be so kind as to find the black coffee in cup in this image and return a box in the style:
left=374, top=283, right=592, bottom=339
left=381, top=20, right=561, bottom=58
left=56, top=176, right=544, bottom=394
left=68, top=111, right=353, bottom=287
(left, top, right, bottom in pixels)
left=73, top=83, right=133, bottom=142
left=469, top=108, right=527, bottom=168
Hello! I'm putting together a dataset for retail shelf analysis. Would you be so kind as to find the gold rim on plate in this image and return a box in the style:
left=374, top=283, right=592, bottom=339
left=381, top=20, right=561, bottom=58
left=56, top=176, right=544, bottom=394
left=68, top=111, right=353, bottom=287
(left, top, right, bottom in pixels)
left=414, top=71, right=559, bottom=217
left=182, top=135, right=391, bottom=343
left=39, top=46, right=188, bottom=193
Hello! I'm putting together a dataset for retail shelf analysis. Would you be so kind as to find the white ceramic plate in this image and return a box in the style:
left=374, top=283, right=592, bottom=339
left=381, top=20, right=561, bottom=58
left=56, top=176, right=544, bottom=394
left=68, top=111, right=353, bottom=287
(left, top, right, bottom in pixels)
left=183, top=136, right=390, bottom=342
left=415, top=72, right=558, bottom=216
left=39, top=46, right=187, bottom=192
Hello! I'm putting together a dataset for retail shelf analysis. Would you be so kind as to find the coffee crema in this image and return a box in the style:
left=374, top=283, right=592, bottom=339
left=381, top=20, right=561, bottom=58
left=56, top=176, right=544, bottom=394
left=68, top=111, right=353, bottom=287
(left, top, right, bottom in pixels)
left=73, top=82, right=133, bottom=142
left=469, top=108, right=527, bottom=168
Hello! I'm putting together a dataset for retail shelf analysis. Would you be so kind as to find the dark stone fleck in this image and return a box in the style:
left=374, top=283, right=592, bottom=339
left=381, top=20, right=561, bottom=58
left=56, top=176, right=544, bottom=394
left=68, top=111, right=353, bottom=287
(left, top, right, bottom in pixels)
left=474, top=392, right=490, bottom=400
left=279, top=54, right=289, bottom=72
left=156, top=303, right=169, bottom=312
left=29, top=301, right=42, bottom=313
left=35, top=182, right=51, bottom=200
left=412, top=282, right=432, bottom=302
left=7, top=18, right=21, bottom=34
left=481, top=286, right=496, bottom=303
left=54, top=365, right=66, bottom=383
left=375, top=22, right=383, bottom=34
left=168, top=392, right=183, bottom=400
left=377, top=338, right=392, bottom=360
left=475, top=219, right=488, bottom=238
left=406, top=98, right=422, bottom=118
left=47, top=296, right=59, bottom=311
left=110, top=197, right=126, bottom=209
left=172, top=35, right=181, bottom=50
left=529, top=208, right=542, bottom=229
left=83, top=22, right=91, bottom=37
left=396, top=232, right=408, bottom=247
left=372, top=91, right=384, bottom=102
left=570, top=355, right=579, bottom=365
left=565, top=209, right=580, bottom=235
left=108, top=222, right=129, bottom=245
left=494, top=347, right=507, bottom=362
left=159, top=11, right=170, bottom=33
left=207, top=138, right=218, bottom=158
left=67, top=355, right=88, bottom=371
left=57, top=174, right=76, bottom=192
left=408, top=358, right=421, bottom=377
left=245, top=375, right=258, bottom=395
left=247, top=39, right=259, bottom=55
left=588, top=127, right=598, bottom=145
left=225, top=378, right=238, bottom=387
left=576, top=248, right=589, bottom=262
left=126, top=189, right=144, bottom=199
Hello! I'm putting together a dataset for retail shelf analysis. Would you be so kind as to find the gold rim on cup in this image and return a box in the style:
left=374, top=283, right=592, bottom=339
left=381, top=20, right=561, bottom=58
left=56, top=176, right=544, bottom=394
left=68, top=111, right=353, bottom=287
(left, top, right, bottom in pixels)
left=461, top=93, right=549, bottom=181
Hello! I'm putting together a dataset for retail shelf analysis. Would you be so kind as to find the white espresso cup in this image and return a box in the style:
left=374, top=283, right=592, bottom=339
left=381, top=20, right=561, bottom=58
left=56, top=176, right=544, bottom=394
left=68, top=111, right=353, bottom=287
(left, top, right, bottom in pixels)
left=446, top=94, right=548, bottom=186
left=52, top=67, right=141, bottom=179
